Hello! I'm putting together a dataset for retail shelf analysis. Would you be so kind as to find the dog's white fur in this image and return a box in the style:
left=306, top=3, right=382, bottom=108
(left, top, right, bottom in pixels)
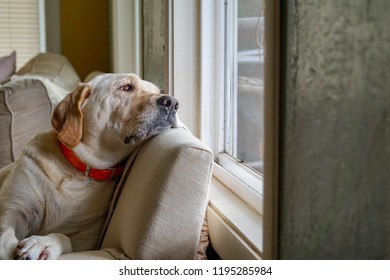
left=0, top=73, right=181, bottom=259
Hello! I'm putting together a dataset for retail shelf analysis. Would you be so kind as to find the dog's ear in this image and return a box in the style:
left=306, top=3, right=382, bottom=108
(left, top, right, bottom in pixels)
left=52, top=83, right=91, bottom=148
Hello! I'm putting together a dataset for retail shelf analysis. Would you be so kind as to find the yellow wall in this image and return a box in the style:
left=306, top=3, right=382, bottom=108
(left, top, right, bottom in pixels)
left=60, top=0, right=110, bottom=80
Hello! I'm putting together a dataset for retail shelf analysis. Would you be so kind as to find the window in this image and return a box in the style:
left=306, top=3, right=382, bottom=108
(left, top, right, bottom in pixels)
left=0, top=0, right=45, bottom=69
left=166, top=0, right=279, bottom=259
left=201, top=0, right=264, bottom=214
left=200, top=0, right=266, bottom=259
left=224, top=0, right=264, bottom=174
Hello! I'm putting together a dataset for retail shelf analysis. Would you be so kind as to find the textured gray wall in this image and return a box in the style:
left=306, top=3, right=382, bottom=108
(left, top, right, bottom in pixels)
left=279, top=0, right=390, bottom=259
left=142, top=0, right=166, bottom=90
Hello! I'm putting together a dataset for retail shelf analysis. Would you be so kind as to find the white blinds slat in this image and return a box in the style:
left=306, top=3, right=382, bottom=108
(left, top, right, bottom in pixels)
left=0, top=0, right=40, bottom=69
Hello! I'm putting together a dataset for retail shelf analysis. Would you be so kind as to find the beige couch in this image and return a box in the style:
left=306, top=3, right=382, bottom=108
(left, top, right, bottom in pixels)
left=0, top=53, right=212, bottom=259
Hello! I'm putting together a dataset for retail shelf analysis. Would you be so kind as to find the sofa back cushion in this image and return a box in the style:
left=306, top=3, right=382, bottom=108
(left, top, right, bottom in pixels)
left=16, top=53, right=80, bottom=91
left=0, top=79, right=52, bottom=169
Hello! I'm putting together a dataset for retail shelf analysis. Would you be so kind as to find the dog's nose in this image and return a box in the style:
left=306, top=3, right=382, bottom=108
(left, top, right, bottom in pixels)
left=158, top=95, right=179, bottom=113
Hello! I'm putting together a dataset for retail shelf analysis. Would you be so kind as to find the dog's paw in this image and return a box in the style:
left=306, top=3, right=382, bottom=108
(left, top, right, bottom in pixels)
left=14, top=233, right=72, bottom=260
left=15, top=235, right=50, bottom=260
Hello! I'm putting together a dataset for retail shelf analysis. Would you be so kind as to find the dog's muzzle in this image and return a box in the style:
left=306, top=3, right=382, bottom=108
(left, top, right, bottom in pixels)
left=123, top=96, right=180, bottom=145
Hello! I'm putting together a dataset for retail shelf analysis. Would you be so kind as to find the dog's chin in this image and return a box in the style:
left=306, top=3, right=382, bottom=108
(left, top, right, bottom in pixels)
left=123, top=110, right=183, bottom=145
left=124, top=122, right=178, bottom=145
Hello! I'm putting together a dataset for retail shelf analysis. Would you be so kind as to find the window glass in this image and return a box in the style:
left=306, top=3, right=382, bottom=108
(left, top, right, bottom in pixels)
left=223, top=0, right=264, bottom=174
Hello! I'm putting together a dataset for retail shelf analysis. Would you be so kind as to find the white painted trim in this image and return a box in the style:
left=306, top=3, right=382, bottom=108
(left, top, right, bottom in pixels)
left=39, top=0, right=46, bottom=52
left=111, top=0, right=142, bottom=75
left=213, top=159, right=263, bottom=215
left=133, top=0, right=141, bottom=75
left=164, top=0, right=173, bottom=96
left=169, top=0, right=201, bottom=136
left=208, top=194, right=262, bottom=259
left=209, top=177, right=262, bottom=257
left=200, top=0, right=225, bottom=155
left=225, top=0, right=238, bottom=156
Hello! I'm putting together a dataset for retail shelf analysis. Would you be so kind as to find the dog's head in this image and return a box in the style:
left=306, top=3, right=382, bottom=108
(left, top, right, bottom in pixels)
left=52, top=73, right=181, bottom=149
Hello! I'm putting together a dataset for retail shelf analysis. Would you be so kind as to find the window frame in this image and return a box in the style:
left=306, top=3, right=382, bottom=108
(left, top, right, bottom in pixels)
left=200, top=0, right=263, bottom=214
left=111, top=0, right=142, bottom=75
left=38, top=0, right=46, bottom=52
left=165, top=0, right=279, bottom=259
left=200, top=0, right=264, bottom=258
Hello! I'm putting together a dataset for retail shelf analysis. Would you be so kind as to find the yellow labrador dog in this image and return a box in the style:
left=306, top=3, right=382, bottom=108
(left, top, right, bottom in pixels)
left=0, top=73, right=181, bottom=260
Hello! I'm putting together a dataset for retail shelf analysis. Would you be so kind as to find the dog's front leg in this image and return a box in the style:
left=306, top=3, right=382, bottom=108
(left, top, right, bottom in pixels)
left=0, top=210, right=27, bottom=260
left=15, top=233, right=73, bottom=260
left=0, top=228, right=19, bottom=259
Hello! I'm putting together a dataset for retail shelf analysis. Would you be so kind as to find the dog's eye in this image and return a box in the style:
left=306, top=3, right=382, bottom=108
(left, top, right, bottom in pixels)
left=119, top=84, right=133, bottom=92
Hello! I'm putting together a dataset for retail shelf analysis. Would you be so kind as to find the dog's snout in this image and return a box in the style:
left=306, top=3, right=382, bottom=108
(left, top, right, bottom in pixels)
left=158, top=96, right=179, bottom=113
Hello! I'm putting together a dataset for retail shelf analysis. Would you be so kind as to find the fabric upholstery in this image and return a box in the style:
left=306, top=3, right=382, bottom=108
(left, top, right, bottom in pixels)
left=101, top=128, right=213, bottom=260
left=0, top=79, right=52, bottom=169
left=59, top=248, right=128, bottom=260
left=196, top=215, right=210, bottom=260
left=0, top=51, right=16, bottom=84
left=16, top=52, right=80, bottom=91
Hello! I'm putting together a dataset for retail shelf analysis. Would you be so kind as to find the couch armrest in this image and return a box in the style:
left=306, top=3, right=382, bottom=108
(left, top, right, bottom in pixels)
left=101, top=128, right=213, bottom=259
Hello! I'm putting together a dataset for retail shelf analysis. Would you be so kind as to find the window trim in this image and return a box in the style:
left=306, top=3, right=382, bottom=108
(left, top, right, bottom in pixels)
left=208, top=177, right=262, bottom=259
left=110, top=0, right=142, bottom=75
left=200, top=0, right=264, bottom=258
left=200, top=0, right=224, bottom=152
left=215, top=155, right=263, bottom=215
left=39, top=0, right=46, bottom=52
left=166, top=0, right=279, bottom=260
left=200, top=0, right=263, bottom=210
left=199, top=0, right=223, bottom=153
left=224, top=0, right=238, bottom=157
left=168, top=0, right=201, bottom=136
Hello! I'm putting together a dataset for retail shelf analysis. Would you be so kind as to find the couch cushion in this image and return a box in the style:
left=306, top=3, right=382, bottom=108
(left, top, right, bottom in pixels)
left=16, top=52, right=80, bottom=91
left=0, top=51, right=16, bottom=84
left=0, top=79, right=52, bottom=169
left=101, top=128, right=213, bottom=260
left=59, top=248, right=128, bottom=260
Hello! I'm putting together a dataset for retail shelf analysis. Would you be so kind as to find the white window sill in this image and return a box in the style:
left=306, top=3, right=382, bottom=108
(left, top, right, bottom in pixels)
left=207, top=176, right=262, bottom=259
left=213, top=158, right=263, bottom=215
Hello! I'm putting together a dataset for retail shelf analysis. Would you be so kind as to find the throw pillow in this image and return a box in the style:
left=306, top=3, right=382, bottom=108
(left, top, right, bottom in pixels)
left=0, top=51, right=16, bottom=84
left=0, top=78, right=52, bottom=169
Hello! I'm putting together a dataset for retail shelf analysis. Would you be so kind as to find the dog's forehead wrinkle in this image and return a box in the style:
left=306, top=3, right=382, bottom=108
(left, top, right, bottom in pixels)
left=91, top=73, right=160, bottom=97
left=112, top=76, right=137, bottom=89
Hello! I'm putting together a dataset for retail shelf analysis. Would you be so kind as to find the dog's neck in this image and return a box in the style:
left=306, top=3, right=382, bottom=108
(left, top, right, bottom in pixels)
left=71, top=138, right=135, bottom=170
left=60, top=141, right=125, bottom=181
left=67, top=122, right=138, bottom=169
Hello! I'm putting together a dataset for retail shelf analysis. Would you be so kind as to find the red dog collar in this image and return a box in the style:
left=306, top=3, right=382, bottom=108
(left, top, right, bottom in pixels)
left=59, top=141, right=125, bottom=181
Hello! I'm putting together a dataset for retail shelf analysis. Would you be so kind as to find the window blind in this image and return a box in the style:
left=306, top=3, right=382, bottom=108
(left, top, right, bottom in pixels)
left=0, top=0, right=40, bottom=69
